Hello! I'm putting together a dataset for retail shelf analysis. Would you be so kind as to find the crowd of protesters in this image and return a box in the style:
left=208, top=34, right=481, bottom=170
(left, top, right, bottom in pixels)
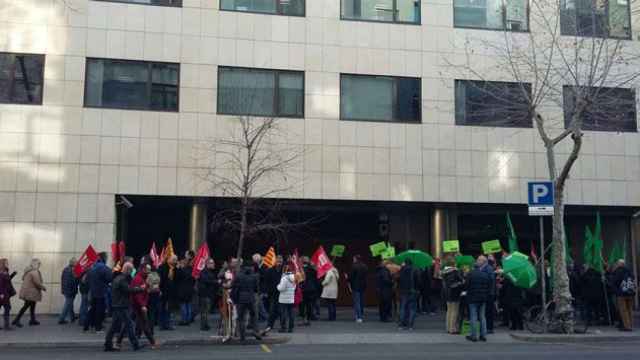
left=0, top=248, right=636, bottom=350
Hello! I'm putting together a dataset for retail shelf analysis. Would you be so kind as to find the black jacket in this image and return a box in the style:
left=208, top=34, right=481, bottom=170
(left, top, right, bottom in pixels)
left=613, top=266, right=634, bottom=297
left=502, top=277, right=525, bottom=307
left=87, top=260, right=112, bottom=299
left=442, top=267, right=464, bottom=302
left=350, top=262, right=368, bottom=292
left=580, top=268, right=604, bottom=302
left=376, top=265, right=393, bottom=300
left=466, top=268, right=491, bottom=304
left=420, top=268, right=433, bottom=294
left=302, top=265, right=319, bottom=295
left=398, top=265, right=420, bottom=296
left=177, top=266, right=196, bottom=302
left=60, top=266, right=79, bottom=297
left=111, top=273, right=142, bottom=309
left=197, top=268, right=219, bottom=299
left=158, top=264, right=178, bottom=303
left=232, top=267, right=259, bottom=305
left=263, top=266, right=282, bottom=297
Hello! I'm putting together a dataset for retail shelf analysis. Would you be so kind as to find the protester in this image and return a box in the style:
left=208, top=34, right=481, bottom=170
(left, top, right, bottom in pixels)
left=612, top=259, right=635, bottom=331
left=197, top=258, right=218, bottom=331
left=419, top=266, right=435, bottom=315
left=158, top=255, right=179, bottom=330
left=59, top=257, right=79, bottom=325
left=277, top=264, right=296, bottom=333
left=177, top=258, right=195, bottom=326
left=501, top=272, right=525, bottom=330
left=581, top=265, right=605, bottom=325
left=104, top=263, right=144, bottom=352
left=398, top=258, right=419, bottom=330
left=127, top=263, right=158, bottom=349
left=376, top=260, right=394, bottom=322
left=84, top=252, right=112, bottom=332
left=78, top=271, right=90, bottom=328
left=13, top=259, right=46, bottom=328
left=301, top=256, right=319, bottom=325
left=0, top=258, right=17, bottom=330
left=252, top=253, right=268, bottom=322
left=349, top=255, right=368, bottom=323
left=442, top=258, right=464, bottom=334
left=478, top=255, right=496, bottom=333
left=263, top=256, right=284, bottom=333
left=321, top=266, right=339, bottom=321
left=232, top=264, right=262, bottom=341
left=219, top=258, right=238, bottom=342
left=465, top=258, right=492, bottom=342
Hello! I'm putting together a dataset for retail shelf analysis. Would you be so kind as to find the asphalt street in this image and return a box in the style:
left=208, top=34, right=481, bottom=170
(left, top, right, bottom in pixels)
left=2, top=342, right=639, bottom=360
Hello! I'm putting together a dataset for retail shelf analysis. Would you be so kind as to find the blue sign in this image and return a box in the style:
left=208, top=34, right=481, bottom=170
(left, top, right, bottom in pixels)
left=528, top=182, right=554, bottom=206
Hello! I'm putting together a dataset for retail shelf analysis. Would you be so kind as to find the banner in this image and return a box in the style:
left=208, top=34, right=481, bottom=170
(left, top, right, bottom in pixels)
left=381, top=246, right=396, bottom=260
left=150, top=243, right=161, bottom=268
left=118, top=241, right=126, bottom=260
left=330, top=245, right=346, bottom=257
left=443, top=240, right=460, bottom=253
left=311, top=246, right=333, bottom=279
left=263, top=247, right=276, bottom=268
left=161, top=238, right=175, bottom=263
left=74, top=245, right=98, bottom=277
left=482, top=240, right=502, bottom=254
left=192, top=243, right=210, bottom=279
left=370, top=241, right=387, bottom=256
left=111, top=241, right=126, bottom=263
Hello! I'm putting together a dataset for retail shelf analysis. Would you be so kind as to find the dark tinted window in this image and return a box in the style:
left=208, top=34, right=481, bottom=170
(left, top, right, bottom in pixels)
left=217, top=67, right=304, bottom=118
left=563, top=86, right=637, bottom=132
left=455, top=80, right=532, bottom=127
left=341, top=0, right=421, bottom=24
left=85, top=58, right=179, bottom=112
left=340, top=74, right=421, bottom=123
left=93, top=0, right=182, bottom=6
left=454, top=0, right=528, bottom=31
left=220, top=0, right=305, bottom=16
left=560, top=0, right=631, bottom=39
left=0, top=53, right=44, bottom=105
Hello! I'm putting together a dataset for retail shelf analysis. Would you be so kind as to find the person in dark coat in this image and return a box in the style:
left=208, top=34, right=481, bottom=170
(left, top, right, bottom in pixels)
left=59, top=257, right=79, bottom=324
left=197, top=258, right=218, bottom=331
left=177, top=258, right=196, bottom=326
left=301, top=257, right=319, bottom=325
left=502, top=275, right=525, bottom=330
left=612, top=260, right=635, bottom=331
left=581, top=266, right=605, bottom=325
left=398, top=258, right=420, bottom=329
left=232, top=265, right=262, bottom=341
left=376, top=261, right=393, bottom=322
left=104, top=263, right=144, bottom=352
left=0, top=258, right=17, bottom=330
left=84, top=252, right=111, bottom=332
left=348, top=255, right=368, bottom=322
left=158, top=255, right=178, bottom=330
left=465, top=260, right=492, bottom=342
left=419, top=266, right=434, bottom=315
left=263, top=256, right=284, bottom=333
left=442, top=259, right=464, bottom=334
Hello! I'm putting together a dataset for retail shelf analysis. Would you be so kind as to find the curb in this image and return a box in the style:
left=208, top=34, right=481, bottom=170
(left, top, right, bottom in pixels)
left=510, top=333, right=640, bottom=343
left=0, top=336, right=291, bottom=349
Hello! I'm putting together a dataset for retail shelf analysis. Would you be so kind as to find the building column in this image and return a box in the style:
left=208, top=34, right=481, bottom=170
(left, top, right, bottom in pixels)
left=189, top=198, right=208, bottom=251
left=431, top=207, right=458, bottom=259
left=631, top=216, right=640, bottom=308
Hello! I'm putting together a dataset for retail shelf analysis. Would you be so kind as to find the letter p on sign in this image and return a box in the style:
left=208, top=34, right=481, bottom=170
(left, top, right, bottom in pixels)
left=528, top=181, right=553, bottom=207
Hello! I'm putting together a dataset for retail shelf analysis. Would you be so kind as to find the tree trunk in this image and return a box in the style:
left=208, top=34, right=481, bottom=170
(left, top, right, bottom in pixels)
left=236, top=199, right=247, bottom=260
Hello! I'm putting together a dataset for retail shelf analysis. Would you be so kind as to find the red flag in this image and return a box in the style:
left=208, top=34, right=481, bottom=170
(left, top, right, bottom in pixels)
left=111, top=243, right=119, bottom=263
left=118, top=241, right=126, bottom=260
left=311, top=246, right=333, bottom=279
left=289, top=249, right=302, bottom=274
left=150, top=243, right=161, bottom=268
left=74, top=245, right=98, bottom=277
left=530, top=241, right=538, bottom=263
left=192, top=243, right=210, bottom=279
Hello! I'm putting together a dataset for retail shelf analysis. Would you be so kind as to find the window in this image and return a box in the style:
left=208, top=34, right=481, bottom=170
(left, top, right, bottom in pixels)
left=341, top=0, right=421, bottom=24
left=340, top=74, right=421, bottom=123
left=454, top=0, right=528, bottom=31
left=220, top=0, right=305, bottom=16
left=563, top=86, right=637, bottom=132
left=217, top=67, right=304, bottom=118
left=560, top=0, right=631, bottom=39
left=0, top=52, right=44, bottom=105
left=455, top=80, right=532, bottom=127
left=85, top=58, right=179, bottom=112
left=93, top=0, right=181, bottom=6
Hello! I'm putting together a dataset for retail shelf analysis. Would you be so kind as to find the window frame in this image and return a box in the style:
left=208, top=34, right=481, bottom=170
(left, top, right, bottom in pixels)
left=454, top=79, right=533, bottom=128
left=0, top=52, right=45, bottom=106
left=453, top=0, right=530, bottom=32
left=91, top=0, right=182, bottom=7
left=219, top=0, right=306, bottom=17
left=339, top=73, right=422, bottom=124
left=83, top=57, right=181, bottom=112
left=216, top=66, right=306, bottom=119
left=562, top=85, right=638, bottom=133
left=560, top=0, right=632, bottom=40
left=340, top=0, right=422, bottom=25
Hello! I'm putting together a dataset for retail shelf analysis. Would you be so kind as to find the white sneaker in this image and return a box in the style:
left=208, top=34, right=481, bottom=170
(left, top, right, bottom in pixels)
left=356, top=319, right=363, bottom=323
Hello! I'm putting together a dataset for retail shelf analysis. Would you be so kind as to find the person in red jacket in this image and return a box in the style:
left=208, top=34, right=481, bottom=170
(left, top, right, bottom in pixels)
left=128, top=264, right=157, bottom=349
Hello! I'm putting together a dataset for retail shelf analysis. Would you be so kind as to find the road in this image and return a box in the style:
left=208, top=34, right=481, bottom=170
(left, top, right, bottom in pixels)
left=2, top=342, right=639, bottom=359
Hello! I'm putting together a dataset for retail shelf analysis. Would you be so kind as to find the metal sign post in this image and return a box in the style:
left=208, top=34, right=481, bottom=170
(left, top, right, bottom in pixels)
left=528, top=181, right=554, bottom=308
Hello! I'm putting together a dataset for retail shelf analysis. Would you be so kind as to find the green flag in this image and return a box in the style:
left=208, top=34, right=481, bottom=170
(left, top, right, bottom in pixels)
left=592, top=213, right=604, bottom=273
left=608, top=241, right=622, bottom=265
left=565, top=226, right=573, bottom=265
left=506, top=212, right=518, bottom=253
left=583, top=225, right=593, bottom=266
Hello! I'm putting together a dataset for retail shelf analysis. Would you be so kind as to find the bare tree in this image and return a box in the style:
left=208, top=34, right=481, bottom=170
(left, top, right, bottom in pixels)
left=447, top=0, right=640, bottom=331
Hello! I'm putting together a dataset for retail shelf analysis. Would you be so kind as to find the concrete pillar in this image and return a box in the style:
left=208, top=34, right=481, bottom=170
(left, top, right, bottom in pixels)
left=631, top=216, right=639, bottom=308
left=431, top=207, right=458, bottom=258
left=189, top=199, right=208, bottom=251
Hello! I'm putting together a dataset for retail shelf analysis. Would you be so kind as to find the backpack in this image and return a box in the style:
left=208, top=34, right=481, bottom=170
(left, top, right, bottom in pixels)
left=620, top=274, right=636, bottom=296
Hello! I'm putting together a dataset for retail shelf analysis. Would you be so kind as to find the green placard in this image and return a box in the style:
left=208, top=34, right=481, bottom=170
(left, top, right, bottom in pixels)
left=381, top=246, right=396, bottom=260
left=330, top=245, right=346, bottom=257
left=443, top=240, right=460, bottom=253
left=482, top=240, right=502, bottom=254
left=369, top=241, right=387, bottom=257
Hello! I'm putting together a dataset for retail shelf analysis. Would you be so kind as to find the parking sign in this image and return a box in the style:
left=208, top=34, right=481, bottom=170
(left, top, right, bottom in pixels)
left=528, top=181, right=554, bottom=216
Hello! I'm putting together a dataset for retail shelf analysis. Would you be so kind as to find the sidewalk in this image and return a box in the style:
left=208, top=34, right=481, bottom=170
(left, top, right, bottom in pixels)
left=1, top=309, right=638, bottom=348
